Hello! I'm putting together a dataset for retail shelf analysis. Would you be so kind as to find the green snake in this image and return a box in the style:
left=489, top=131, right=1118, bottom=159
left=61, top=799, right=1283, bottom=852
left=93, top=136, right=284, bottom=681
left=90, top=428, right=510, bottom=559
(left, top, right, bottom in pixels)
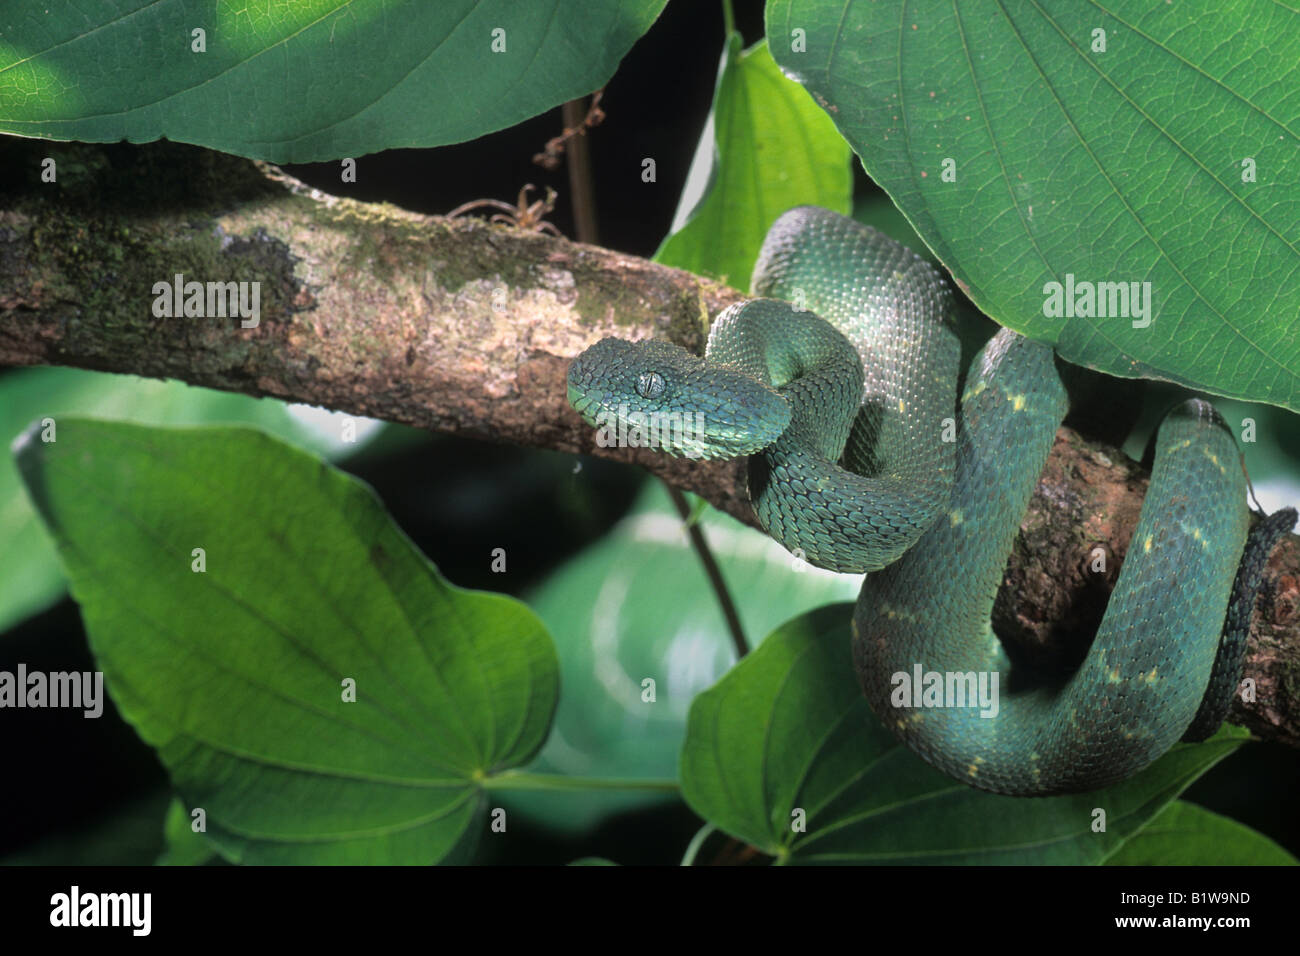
left=567, top=206, right=1294, bottom=796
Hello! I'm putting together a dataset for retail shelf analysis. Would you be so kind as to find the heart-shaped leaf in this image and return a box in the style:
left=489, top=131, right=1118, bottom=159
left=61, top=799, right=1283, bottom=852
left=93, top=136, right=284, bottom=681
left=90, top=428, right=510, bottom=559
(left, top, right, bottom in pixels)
left=14, top=419, right=558, bottom=864
left=768, top=0, right=1300, bottom=413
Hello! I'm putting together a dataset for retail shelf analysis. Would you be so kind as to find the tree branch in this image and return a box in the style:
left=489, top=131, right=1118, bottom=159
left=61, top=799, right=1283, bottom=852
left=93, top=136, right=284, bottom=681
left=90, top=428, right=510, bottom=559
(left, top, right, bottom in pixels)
left=2, top=139, right=1297, bottom=749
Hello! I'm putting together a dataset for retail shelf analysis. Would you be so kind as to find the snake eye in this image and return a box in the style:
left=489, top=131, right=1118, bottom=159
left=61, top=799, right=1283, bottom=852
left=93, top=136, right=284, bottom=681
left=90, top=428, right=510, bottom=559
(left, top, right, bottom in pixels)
left=635, top=370, right=666, bottom=400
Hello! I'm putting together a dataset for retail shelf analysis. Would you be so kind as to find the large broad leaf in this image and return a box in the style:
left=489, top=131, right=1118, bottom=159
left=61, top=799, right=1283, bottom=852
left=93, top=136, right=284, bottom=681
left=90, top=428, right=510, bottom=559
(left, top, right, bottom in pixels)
left=514, top=482, right=860, bottom=833
left=14, top=419, right=558, bottom=864
left=1103, top=801, right=1296, bottom=865
left=0, top=367, right=374, bottom=634
left=655, top=36, right=852, bottom=290
left=768, top=1, right=1300, bottom=413
left=681, top=604, right=1256, bottom=864
left=0, top=1, right=666, bottom=162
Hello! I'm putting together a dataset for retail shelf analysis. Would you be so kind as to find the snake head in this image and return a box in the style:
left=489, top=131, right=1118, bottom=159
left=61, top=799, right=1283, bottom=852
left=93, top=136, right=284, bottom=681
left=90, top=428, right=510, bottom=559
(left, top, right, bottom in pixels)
left=567, top=337, right=791, bottom=460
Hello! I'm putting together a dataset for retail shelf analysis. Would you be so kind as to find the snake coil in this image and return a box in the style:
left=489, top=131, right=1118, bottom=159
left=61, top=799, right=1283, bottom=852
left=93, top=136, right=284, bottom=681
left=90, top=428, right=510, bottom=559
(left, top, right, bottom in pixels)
left=568, top=206, right=1295, bottom=796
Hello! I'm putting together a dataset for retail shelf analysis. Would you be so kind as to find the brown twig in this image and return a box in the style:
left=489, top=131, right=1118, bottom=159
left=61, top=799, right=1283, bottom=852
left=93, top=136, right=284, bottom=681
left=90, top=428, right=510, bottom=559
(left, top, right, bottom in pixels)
left=533, top=89, right=605, bottom=171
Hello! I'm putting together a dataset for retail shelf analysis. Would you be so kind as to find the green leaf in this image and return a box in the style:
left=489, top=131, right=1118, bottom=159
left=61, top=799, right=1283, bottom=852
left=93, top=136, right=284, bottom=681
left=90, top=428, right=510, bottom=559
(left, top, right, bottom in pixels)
left=1105, top=801, right=1297, bottom=866
left=768, top=1, right=1300, bottom=413
left=512, top=482, right=860, bottom=833
left=14, top=419, right=558, bottom=864
left=681, top=604, right=1249, bottom=864
left=655, top=36, right=852, bottom=290
left=0, top=1, right=667, bottom=162
left=0, top=367, right=370, bottom=634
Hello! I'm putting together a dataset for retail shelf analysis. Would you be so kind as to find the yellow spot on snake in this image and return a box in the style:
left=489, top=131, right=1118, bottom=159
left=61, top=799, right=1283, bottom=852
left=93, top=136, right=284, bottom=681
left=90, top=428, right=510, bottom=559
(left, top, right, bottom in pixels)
left=950, top=509, right=964, bottom=527
left=1011, top=393, right=1026, bottom=411
left=1143, top=667, right=1158, bottom=683
left=967, top=757, right=984, bottom=777
left=1108, top=667, right=1121, bottom=683
left=898, top=398, right=906, bottom=413
left=881, top=603, right=919, bottom=622
left=1143, top=535, right=1153, bottom=553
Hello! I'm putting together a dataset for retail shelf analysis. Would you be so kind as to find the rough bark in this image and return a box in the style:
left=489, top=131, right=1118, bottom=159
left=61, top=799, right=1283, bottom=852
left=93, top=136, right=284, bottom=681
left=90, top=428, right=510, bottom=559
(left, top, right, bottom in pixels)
left=2, top=139, right=1297, bottom=749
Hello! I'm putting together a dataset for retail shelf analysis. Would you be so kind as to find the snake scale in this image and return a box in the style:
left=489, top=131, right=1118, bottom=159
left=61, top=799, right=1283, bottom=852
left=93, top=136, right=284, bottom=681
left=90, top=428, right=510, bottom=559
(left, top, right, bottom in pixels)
left=567, top=206, right=1295, bottom=796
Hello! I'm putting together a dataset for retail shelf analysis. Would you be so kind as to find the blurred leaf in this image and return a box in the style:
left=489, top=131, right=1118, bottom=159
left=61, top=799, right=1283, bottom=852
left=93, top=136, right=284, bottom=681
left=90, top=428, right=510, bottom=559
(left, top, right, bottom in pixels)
left=0, top=790, right=170, bottom=866
left=0, top=0, right=667, bottom=162
left=769, top=0, right=1300, bottom=412
left=1104, top=801, right=1296, bottom=865
left=655, top=36, right=852, bottom=290
left=15, top=419, right=558, bottom=864
left=512, top=482, right=860, bottom=833
left=681, top=604, right=1249, bottom=864
left=0, top=367, right=372, bottom=634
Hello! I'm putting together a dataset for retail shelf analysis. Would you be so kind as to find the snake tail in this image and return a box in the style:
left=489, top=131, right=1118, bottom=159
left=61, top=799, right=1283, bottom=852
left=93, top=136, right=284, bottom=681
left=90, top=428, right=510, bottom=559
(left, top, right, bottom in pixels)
left=1182, top=504, right=1297, bottom=742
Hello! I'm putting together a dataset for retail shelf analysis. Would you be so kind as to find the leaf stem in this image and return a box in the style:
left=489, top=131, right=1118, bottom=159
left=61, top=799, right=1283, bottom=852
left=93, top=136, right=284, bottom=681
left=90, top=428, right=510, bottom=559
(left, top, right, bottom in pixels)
left=561, top=95, right=600, bottom=244
left=666, top=484, right=750, bottom=658
left=721, top=0, right=735, bottom=37
left=483, top=771, right=679, bottom=793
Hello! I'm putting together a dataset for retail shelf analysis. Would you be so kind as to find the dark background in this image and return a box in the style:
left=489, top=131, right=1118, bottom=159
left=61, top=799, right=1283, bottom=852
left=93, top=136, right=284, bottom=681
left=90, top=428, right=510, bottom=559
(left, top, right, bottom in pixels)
left=3, top=0, right=1298, bottom=866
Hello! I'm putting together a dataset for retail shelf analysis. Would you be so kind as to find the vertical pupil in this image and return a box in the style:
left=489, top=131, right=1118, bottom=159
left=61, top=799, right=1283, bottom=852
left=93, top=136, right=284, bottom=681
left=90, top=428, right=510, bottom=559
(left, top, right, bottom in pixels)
left=637, top=372, right=662, bottom=399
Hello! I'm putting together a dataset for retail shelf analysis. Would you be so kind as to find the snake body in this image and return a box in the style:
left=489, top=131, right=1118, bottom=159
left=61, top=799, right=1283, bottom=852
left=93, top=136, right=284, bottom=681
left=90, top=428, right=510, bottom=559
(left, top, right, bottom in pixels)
left=567, top=206, right=1293, bottom=796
